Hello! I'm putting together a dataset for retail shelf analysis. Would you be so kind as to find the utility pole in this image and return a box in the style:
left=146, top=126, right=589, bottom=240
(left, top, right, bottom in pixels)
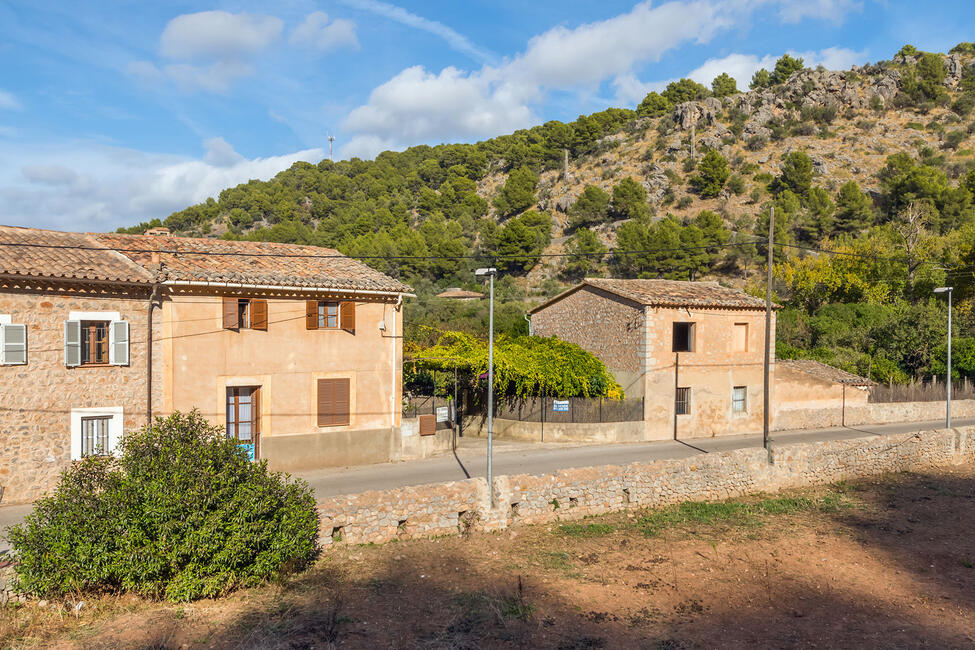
left=475, top=267, right=497, bottom=507
left=763, top=206, right=774, bottom=463
left=328, top=135, right=335, bottom=162
left=934, top=286, right=953, bottom=428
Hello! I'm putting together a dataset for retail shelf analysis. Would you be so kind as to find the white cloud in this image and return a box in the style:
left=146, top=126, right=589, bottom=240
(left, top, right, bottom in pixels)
left=0, top=90, right=22, bottom=111
left=22, top=164, right=78, bottom=186
left=290, top=11, right=359, bottom=52
left=340, top=0, right=492, bottom=63
left=160, top=11, right=282, bottom=60
left=202, top=137, right=245, bottom=167
left=0, top=139, right=323, bottom=231
left=776, top=0, right=863, bottom=23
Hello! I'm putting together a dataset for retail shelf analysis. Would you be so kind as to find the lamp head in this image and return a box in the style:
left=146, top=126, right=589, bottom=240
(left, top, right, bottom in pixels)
left=934, top=287, right=953, bottom=294
left=474, top=267, right=497, bottom=277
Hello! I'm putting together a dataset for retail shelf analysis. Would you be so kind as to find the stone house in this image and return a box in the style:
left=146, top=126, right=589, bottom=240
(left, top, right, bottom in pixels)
left=529, top=278, right=869, bottom=440
left=0, top=225, right=412, bottom=504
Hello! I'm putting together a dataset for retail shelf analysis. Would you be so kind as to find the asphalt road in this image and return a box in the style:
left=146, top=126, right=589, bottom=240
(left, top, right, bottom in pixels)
left=2, top=416, right=971, bottom=554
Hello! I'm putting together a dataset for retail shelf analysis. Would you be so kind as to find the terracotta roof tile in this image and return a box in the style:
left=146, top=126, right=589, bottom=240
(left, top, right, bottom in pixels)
left=0, top=225, right=411, bottom=294
left=778, top=359, right=873, bottom=386
left=0, top=225, right=152, bottom=284
left=572, top=278, right=769, bottom=310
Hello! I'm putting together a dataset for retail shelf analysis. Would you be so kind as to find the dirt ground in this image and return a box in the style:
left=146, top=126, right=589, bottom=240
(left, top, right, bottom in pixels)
left=4, top=466, right=975, bottom=649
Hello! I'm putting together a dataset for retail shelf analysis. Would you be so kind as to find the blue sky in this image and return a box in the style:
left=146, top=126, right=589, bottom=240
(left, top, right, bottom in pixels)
left=0, top=0, right=972, bottom=232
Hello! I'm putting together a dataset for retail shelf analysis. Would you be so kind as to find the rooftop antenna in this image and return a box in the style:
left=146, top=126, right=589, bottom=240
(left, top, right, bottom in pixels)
left=328, top=134, right=335, bottom=162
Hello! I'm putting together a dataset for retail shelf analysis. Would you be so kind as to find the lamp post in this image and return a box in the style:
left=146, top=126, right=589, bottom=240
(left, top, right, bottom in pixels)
left=934, top=286, right=953, bottom=428
left=475, top=267, right=497, bottom=507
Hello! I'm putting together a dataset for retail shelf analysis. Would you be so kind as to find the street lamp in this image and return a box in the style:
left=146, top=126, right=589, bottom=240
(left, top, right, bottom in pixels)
left=475, top=267, right=497, bottom=507
left=934, top=286, right=953, bottom=428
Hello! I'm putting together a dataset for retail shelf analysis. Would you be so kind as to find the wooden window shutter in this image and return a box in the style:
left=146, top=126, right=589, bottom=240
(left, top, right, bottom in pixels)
left=64, top=320, right=81, bottom=367
left=305, top=300, right=319, bottom=330
left=252, top=387, right=261, bottom=435
left=222, top=297, right=239, bottom=329
left=109, top=320, right=129, bottom=366
left=0, top=323, right=27, bottom=365
left=251, top=300, right=268, bottom=331
left=317, top=378, right=350, bottom=427
left=340, top=301, right=356, bottom=334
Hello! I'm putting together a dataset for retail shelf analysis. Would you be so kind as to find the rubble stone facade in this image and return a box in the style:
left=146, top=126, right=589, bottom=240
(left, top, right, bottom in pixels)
left=0, top=282, right=163, bottom=504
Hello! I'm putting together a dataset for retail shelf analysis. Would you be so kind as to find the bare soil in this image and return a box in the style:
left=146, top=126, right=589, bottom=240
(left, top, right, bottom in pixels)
left=4, top=466, right=975, bottom=649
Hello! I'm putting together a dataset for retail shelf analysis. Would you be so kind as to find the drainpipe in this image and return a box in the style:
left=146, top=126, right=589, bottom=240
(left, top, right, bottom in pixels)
left=673, top=352, right=680, bottom=440
left=391, top=295, right=402, bottom=429
left=147, top=283, right=162, bottom=425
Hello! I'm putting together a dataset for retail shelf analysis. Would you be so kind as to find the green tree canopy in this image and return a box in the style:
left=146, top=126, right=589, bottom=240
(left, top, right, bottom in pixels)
left=561, top=227, right=607, bottom=279
left=690, top=150, right=731, bottom=198
left=637, top=91, right=671, bottom=118
left=662, top=78, right=711, bottom=105
left=569, top=185, right=612, bottom=229
left=711, top=72, right=739, bottom=97
left=493, top=165, right=538, bottom=216
left=771, top=54, right=804, bottom=85
left=750, top=68, right=771, bottom=90
left=834, top=181, right=875, bottom=233
left=777, top=151, right=814, bottom=196
left=611, top=177, right=650, bottom=220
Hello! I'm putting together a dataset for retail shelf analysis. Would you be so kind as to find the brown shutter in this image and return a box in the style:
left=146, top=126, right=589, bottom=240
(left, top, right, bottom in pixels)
left=317, top=378, right=350, bottom=427
left=340, top=301, right=356, bottom=334
left=222, top=297, right=238, bottom=329
left=251, top=299, right=268, bottom=331
left=305, top=300, right=319, bottom=330
left=252, top=387, right=261, bottom=434
left=419, top=414, right=436, bottom=436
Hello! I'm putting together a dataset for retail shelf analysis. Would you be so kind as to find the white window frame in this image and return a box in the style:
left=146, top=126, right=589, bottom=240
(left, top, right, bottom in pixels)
left=65, top=311, right=129, bottom=367
left=0, top=314, right=27, bottom=365
left=70, top=406, right=124, bottom=460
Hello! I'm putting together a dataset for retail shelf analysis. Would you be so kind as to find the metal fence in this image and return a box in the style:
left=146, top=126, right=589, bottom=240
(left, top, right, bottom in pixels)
left=869, top=378, right=975, bottom=403
left=467, top=395, right=644, bottom=424
left=403, top=395, right=455, bottom=430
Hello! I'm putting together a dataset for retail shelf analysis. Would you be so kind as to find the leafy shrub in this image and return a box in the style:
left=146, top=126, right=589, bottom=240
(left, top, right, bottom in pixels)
left=746, top=134, right=768, bottom=151
left=943, top=130, right=967, bottom=150
left=727, top=173, right=746, bottom=195
left=677, top=195, right=694, bottom=209
left=690, top=150, right=731, bottom=198
left=8, top=411, right=319, bottom=602
left=568, top=185, right=611, bottom=229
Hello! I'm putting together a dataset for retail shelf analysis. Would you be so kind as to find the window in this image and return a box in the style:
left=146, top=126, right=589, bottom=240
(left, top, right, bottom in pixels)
left=317, top=378, right=351, bottom=427
left=0, top=316, right=27, bottom=365
left=222, top=298, right=267, bottom=331
left=675, top=387, right=691, bottom=415
left=732, top=386, right=747, bottom=413
left=305, top=301, right=356, bottom=333
left=70, top=406, right=122, bottom=459
left=673, top=322, right=696, bottom=352
left=81, top=321, right=110, bottom=365
left=64, top=314, right=128, bottom=367
left=733, top=322, right=748, bottom=352
left=81, top=416, right=111, bottom=456
left=227, top=386, right=261, bottom=460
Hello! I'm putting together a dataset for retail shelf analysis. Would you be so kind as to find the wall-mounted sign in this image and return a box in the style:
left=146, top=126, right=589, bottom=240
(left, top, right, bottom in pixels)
left=436, top=406, right=450, bottom=422
left=553, top=400, right=569, bottom=412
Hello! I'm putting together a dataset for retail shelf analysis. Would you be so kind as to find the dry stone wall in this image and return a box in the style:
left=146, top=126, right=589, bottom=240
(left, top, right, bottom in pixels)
left=774, top=399, right=975, bottom=432
left=317, top=426, right=975, bottom=546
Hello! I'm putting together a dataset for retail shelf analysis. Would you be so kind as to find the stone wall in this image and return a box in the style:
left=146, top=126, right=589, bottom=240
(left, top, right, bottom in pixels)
left=774, top=398, right=975, bottom=431
left=0, top=282, right=163, bottom=505
left=317, top=425, right=975, bottom=546
left=530, top=286, right=645, bottom=378
left=464, top=416, right=647, bottom=443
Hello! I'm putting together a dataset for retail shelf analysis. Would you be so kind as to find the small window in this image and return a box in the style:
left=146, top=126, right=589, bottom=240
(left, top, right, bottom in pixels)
left=81, top=321, right=110, bottom=365
left=81, top=416, right=111, bottom=456
left=675, top=387, right=691, bottom=415
left=319, top=302, right=339, bottom=329
left=227, top=386, right=261, bottom=460
left=0, top=321, right=27, bottom=365
left=673, top=322, right=695, bottom=352
left=223, top=298, right=267, bottom=331
left=732, top=386, right=747, bottom=413
left=733, top=323, right=748, bottom=352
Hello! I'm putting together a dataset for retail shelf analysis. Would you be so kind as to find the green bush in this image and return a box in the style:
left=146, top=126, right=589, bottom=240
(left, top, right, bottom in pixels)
left=7, top=411, right=319, bottom=602
left=690, top=150, right=731, bottom=198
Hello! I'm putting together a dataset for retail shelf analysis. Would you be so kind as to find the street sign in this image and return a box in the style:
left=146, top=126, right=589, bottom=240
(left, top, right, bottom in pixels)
left=436, top=406, right=450, bottom=422
left=553, top=400, right=569, bottom=412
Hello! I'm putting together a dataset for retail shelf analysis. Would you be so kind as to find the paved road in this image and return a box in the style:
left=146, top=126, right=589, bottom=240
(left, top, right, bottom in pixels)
left=2, top=416, right=970, bottom=553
